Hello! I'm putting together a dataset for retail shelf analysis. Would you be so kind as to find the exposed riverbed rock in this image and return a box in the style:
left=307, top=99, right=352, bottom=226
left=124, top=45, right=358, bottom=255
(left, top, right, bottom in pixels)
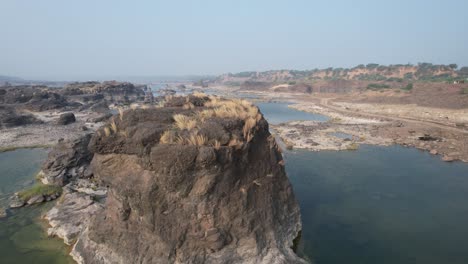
left=24, top=91, right=70, bottom=111
left=56, top=112, right=76, bottom=125
left=45, top=188, right=105, bottom=245
left=70, top=95, right=305, bottom=264
left=8, top=195, right=25, bottom=208
left=0, top=105, right=43, bottom=128
left=64, top=81, right=146, bottom=103
left=41, top=134, right=93, bottom=186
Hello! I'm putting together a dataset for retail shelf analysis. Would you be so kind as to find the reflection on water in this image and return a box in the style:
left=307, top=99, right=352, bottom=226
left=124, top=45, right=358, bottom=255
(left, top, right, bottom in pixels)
left=286, top=146, right=468, bottom=264
left=256, top=102, right=468, bottom=264
left=256, top=102, right=329, bottom=124
left=0, top=149, right=73, bottom=263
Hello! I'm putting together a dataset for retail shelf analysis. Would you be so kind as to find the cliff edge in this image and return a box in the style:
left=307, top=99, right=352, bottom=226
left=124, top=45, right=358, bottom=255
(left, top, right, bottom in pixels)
left=61, top=94, right=304, bottom=263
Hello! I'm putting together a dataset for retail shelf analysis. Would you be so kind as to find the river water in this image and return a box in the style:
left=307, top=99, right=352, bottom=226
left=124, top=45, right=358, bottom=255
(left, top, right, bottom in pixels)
left=258, top=102, right=468, bottom=264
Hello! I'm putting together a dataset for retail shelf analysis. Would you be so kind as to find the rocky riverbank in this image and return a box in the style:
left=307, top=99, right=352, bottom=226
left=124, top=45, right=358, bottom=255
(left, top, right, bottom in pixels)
left=205, top=85, right=468, bottom=163
left=0, top=81, right=152, bottom=152
left=285, top=101, right=468, bottom=162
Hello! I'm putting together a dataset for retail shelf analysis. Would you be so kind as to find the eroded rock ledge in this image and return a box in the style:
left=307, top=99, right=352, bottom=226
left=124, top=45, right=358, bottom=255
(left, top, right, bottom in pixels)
left=49, top=94, right=306, bottom=264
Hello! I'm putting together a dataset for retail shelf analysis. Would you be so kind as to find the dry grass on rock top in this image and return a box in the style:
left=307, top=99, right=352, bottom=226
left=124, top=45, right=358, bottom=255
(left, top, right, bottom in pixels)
left=90, top=94, right=267, bottom=155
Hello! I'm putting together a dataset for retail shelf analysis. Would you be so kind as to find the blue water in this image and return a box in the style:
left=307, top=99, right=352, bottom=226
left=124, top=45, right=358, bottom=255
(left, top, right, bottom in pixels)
left=286, top=146, right=468, bottom=264
left=256, top=102, right=329, bottom=124
left=257, top=102, right=468, bottom=264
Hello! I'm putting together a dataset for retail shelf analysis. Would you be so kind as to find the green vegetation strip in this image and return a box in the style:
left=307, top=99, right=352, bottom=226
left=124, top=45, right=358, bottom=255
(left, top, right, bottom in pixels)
left=367, top=83, right=390, bottom=89
left=18, top=184, right=62, bottom=201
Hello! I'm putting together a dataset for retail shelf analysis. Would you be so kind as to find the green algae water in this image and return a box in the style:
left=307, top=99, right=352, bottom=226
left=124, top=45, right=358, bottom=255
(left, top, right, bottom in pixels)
left=0, top=149, right=73, bottom=264
left=258, top=102, right=468, bottom=264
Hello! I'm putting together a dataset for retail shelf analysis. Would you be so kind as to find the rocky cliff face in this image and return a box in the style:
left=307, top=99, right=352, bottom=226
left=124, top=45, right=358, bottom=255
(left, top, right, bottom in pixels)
left=70, top=95, right=306, bottom=263
left=40, top=134, right=94, bottom=186
left=63, top=81, right=146, bottom=104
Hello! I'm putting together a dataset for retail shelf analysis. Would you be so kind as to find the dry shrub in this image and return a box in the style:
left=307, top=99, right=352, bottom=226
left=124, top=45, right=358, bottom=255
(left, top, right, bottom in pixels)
left=243, top=117, right=256, bottom=138
left=213, top=140, right=221, bottom=150
left=130, top=104, right=139, bottom=110
left=196, top=109, right=215, bottom=121
left=212, top=99, right=259, bottom=120
left=110, top=119, right=118, bottom=134
left=183, top=102, right=195, bottom=110
left=118, top=108, right=124, bottom=121
left=173, top=114, right=197, bottom=130
left=228, top=138, right=243, bottom=149
left=119, top=130, right=128, bottom=137
left=174, top=132, right=208, bottom=146
left=246, top=133, right=253, bottom=142
left=160, top=130, right=176, bottom=144
left=187, top=133, right=208, bottom=146
left=192, top=91, right=207, bottom=98
left=176, top=136, right=185, bottom=145
left=104, top=127, right=111, bottom=137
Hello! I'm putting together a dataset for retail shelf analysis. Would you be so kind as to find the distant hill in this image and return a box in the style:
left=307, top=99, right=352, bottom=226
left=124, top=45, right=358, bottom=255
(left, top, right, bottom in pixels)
left=215, top=63, right=468, bottom=85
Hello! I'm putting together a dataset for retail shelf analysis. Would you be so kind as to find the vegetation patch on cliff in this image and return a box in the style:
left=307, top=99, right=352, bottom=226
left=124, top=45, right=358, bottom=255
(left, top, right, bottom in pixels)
left=18, top=184, right=62, bottom=201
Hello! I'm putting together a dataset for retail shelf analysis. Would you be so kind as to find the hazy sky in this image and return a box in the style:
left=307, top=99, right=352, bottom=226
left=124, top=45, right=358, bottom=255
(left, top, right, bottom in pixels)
left=1, top=0, right=467, bottom=80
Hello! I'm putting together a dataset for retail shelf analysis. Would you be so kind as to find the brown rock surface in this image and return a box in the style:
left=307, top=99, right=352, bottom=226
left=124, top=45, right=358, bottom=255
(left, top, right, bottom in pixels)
left=71, top=95, right=305, bottom=263
left=41, top=134, right=94, bottom=186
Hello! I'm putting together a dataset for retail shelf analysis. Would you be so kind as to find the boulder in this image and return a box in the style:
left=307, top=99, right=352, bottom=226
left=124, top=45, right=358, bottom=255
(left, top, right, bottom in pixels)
left=41, top=134, right=93, bottom=186
left=26, top=195, right=45, bottom=205
left=56, top=112, right=76, bottom=125
left=442, top=155, right=455, bottom=162
left=69, top=96, right=305, bottom=264
left=9, top=194, right=25, bottom=208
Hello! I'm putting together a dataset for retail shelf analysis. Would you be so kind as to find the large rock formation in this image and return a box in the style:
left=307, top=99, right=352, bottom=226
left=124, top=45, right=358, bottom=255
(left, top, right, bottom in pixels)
left=63, top=81, right=146, bottom=103
left=0, top=85, right=71, bottom=111
left=40, top=134, right=94, bottom=186
left=69, top=95, right=306, bottom=263
left=0, top=105, right=43, bottom=128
